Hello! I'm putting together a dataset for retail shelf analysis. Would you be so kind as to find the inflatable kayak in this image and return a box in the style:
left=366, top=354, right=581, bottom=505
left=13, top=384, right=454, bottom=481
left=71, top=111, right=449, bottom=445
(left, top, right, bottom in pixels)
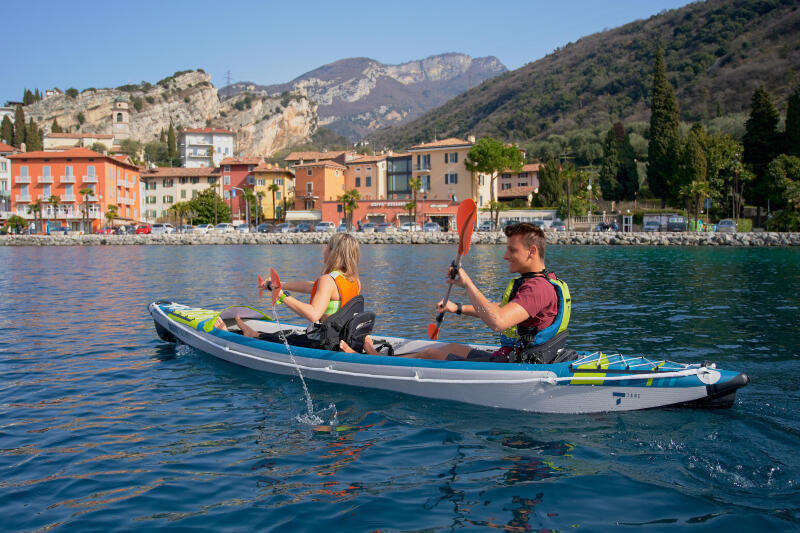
left=149, top=301, right=750, bottom=414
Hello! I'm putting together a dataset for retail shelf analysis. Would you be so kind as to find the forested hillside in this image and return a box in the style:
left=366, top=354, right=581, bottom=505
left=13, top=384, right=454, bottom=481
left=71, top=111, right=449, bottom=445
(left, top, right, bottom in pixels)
left=368, top=0, right=800, bottom=155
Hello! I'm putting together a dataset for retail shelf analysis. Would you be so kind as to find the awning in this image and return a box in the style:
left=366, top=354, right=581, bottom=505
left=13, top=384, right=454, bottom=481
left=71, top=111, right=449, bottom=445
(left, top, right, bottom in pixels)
left=285, top=210, right=322, bottom=222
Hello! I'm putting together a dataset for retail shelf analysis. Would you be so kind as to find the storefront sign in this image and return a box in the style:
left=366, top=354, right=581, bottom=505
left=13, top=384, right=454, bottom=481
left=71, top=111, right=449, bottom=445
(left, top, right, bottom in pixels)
left=429, top=204, right=449, bottom=208
left=368, top=202, right=406, bottom=207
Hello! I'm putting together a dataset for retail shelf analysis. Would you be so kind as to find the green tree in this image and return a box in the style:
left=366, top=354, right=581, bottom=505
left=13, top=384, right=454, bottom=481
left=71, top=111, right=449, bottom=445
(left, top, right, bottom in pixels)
left=168, top=201, right=193, bottom=231
left=764, top=154, right=800, bottom=211
left=118, top=139, right=142, bottom=162
left=6, top=214, right=28, bottom=234
left=23, top=89, right=34, bottom=105
left=76, top=111, right=85, bottom=125
left=255, top=191, right=265, bottom=225
left=79, top=188, right=95, bottom=233
left=48, top=194, right=60, bottom=229
left=674, top=124, right=708, bottom=211
left=403, top=201, right=416, bottom=227
left=167, top=122, right=177, bottom=162
left=679, top=180, right=712, bottom=230
left=268, top=183, right=280, bottom=222
left=785, top=86, right=800, bottom=158
left=51, top=118, right=63, bottom=134
left=599, top=128, right=621, bottom=201
left=188, top=187, right=231, bottom=224
left=534, top=160, right=564, bottom=206
left=105, top=204, right=118, bottom=227
left=159, top=128, right=166, bottom=143
left=339, top=189, right=360, bottom=230
left=13, top=105, right=25, bottom=148
left=90, top=142, right=107, bottom=154
left=1, top=115, right=13, bottom=145
left=65, top=88, right=79, bottom=98
left=408, top=176, right=422, bottom=228
left=25, top=119, right=42, bottom=151
left=464, top=137, right=525, bottom=225
left=27, top=198, right=44, bottom=234
left=144, top=141, right=169, bottom=165
left=647, top=47, right=679, bottom=207
left=743, top=86, right=781, bottom=223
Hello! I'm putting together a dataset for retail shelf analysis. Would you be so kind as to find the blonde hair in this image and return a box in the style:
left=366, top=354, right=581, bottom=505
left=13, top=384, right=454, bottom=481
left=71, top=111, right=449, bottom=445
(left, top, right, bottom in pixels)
left=323, top=233, right=360, bottom=281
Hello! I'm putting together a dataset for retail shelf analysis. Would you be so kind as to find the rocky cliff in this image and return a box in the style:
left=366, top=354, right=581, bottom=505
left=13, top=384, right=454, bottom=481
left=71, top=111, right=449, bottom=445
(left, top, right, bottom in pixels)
left=22, top=71, right=316, bottom=157
left=221, top=53, right=506, bottom=140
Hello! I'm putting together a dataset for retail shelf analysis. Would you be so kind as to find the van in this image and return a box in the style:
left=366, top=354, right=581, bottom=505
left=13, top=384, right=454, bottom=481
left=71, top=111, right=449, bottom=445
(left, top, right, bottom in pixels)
left=667, top=215, right=687, bottom=232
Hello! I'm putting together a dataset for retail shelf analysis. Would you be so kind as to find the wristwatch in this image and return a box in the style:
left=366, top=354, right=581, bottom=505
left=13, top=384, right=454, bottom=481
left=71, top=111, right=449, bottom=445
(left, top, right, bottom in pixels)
left=456, top=302, right=463, bottom=315
left=277, top=290, right=291, bottom=304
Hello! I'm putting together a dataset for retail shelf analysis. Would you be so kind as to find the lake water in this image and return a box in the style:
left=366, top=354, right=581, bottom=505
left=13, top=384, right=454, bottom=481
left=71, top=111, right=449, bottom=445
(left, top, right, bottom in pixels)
left=1, top=244, right=798, bottom=531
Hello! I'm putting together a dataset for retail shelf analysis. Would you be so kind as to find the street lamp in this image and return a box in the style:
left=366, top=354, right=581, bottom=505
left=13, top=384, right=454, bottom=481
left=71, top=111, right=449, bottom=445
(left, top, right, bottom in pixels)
left=232, top=187, right=249, bottom=228
left=587, top=179, right=592, bottom=226
left=420, top=188, right=425, bottom=229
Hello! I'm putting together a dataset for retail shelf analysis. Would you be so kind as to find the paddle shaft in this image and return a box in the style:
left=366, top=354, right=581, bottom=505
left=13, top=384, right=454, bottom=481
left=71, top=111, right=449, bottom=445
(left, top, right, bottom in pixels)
left=431, top=253, right=463, bottom=335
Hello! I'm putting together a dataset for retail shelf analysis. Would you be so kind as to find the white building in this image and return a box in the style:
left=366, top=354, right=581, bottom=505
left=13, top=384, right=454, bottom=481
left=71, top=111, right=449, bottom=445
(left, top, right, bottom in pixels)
left=179, top=128, right=234, bottom=168
left=140, top=166, right=222, bottom=222
left=0, top=141, right=16, bottom=215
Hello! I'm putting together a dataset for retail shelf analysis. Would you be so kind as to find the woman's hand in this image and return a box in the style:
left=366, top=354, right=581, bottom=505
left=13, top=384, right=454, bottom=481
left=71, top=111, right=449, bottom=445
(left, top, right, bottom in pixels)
left=436, top=300, right=459, bottom=314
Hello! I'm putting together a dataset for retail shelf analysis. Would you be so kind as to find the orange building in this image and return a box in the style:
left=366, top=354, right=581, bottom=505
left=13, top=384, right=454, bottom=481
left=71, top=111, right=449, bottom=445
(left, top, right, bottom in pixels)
left=293, top=160, right=347, bottom=210
left=343, top=154, right=387, bottom=201
left=8, top=148, right=140, bottom=233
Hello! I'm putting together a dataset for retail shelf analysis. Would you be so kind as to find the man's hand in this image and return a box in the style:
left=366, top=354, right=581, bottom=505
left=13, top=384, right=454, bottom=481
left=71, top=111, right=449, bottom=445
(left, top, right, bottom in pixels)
left=436, top=300, right=459, bottom=314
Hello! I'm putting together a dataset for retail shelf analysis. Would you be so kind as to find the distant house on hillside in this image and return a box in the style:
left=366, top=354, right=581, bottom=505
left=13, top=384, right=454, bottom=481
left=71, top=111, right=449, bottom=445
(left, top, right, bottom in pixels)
left=43, top=133, right=115, bottom=153
left=179, top=128, right=234, bottom=168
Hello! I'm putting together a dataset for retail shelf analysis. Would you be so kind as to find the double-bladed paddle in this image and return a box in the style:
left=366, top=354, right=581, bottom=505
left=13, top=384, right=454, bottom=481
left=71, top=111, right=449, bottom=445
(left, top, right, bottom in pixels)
left=257, top=268, right=283, bottom=306
left=427, top=199, right=477, bottom=340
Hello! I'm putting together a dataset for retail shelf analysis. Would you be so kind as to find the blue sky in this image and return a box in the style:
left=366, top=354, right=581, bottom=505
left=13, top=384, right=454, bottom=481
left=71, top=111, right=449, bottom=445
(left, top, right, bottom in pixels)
left=5, top=0, right=694, bottom=105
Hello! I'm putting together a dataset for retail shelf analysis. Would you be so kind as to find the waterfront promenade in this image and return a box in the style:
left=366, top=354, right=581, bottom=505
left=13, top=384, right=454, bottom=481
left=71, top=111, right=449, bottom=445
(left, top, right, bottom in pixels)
left=2, top=231, right=799, bottom=246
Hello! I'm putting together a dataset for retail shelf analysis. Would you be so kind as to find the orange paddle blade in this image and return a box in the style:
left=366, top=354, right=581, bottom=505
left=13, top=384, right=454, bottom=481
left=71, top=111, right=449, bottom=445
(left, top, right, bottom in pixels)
left=270, top=268, right=282, bottom=306
left=427, top=323, right=440, bottom=340
left=257, top=274, right=265, bottom=298
left=456, top=199, right=477, bottom=256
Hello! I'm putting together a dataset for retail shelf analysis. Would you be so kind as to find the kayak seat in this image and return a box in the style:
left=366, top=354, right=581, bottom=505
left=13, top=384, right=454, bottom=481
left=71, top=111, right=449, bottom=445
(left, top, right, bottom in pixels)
left=513, top=330, right=576, bottom=364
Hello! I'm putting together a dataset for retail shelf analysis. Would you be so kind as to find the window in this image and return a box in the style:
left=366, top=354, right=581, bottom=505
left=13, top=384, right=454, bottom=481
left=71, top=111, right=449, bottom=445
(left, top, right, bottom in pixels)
left=276, top=191, right=281, bottom=200
left=191, top=177, right=199, bottom=184
left=355, top=167, right=361, bottom=173
left=417, top=154, right=430, bottom=170
left=502, top=173, right=511, bottom=179
left=335, top=170, right=339, bottom=176
left=65, top=184, right=73, bottom=196
left=306, top=182, right=313, bottom=193
left=192, top=190, right=198, bottom=199
left=256, top=179, right=265, bottom=186
left=162, top=195, right=174, bottom=204
left=20, top=184, right=28, bottom=196
left=179, top=177, right=187, bottom=184
left=64, top=166, right=73, bottom=177
left=337, top=204, right=343, bottom=213
left=146, top=196, right=156, bottom=204
left=109, top=187, right=114, bottom=198
left=274, top=178, right=283, bottom=186
left=88, top=184, right=95, bottom=194
left=43, top=166, right=51, bottom=177
left=224, top=175, right=230, bottom=185
left=248, top=165, right=254, bottom=172
left=145, top=181, right=157, bottom=190
left=355, top=177, right=361, bottom=187
left=43, top=184, right=51, bottom=198
left=224, top=165, right=230, bottom=172
left=479, top=175, right=484, bottom=186
left=117, top=113, right=123, bottom=122
left=181, top=190, right=186, bottom=199
left=0, top=161, right=6, bottom=172
left=518, top=182, right=527, bottom=187
left=307, top=169, right=312, bottom=176
left=208, top=177, right=217, bottom=184
left=163, top=179, right=173, bottom=187
left=87, top=166, right=95, bottom=177
left=502, top=183, right=511, bottom=190
left=421, top=175, right=430, bottom=190
left=366, top=176, right=371, bottom=187
left=445, top=173, right=458, bottom=184
left=20, top=166, right=28, bottom=177
left=444, top=152, right=458, bottom=164
left=366, top=166, right=372, bottom=171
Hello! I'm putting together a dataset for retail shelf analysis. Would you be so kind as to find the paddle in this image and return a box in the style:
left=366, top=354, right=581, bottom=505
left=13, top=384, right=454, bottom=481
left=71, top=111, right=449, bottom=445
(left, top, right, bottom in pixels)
left=257, top=268, right=283, bottom=306
left=428, top=199, right=477, bottom=340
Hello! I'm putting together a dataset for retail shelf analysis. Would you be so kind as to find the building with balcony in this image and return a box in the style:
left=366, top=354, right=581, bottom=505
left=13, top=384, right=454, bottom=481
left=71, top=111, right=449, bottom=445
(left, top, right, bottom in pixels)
left=292, top=160, right=346, bottom=212
left=179, top=128, right=234, bottom=168
left=7, top=148, right=140, bottom=233
left=43, top=133, right=115, bottom=153
left=139, top=166, right=222, bottom=222
left=0, top=141, right=18, bottom=216
left=497, top=163, right=541, bottom=202
left=253, top=163, right=294, bottom=221
left=219, top=156, right=262, bottom=221
left=343, top=154, right=387, bottom=201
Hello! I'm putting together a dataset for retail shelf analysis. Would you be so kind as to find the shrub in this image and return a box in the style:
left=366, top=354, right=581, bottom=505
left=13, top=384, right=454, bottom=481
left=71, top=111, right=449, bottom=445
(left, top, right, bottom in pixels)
left=76, top=112, right=85, bottom=125
left=132, top=97, right=143, bottom=112
left=184, top=96, right=191, bottom=103
left=737, top=218, right=753, bottom=232
left=66, top=88, right=79, bottom=98
left=145, top=96, right=155, bottom=104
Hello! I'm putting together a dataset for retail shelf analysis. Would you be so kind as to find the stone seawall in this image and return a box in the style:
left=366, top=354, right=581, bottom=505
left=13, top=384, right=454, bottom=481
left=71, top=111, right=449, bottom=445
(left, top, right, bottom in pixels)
left=2, top=231, right=799, bottom=247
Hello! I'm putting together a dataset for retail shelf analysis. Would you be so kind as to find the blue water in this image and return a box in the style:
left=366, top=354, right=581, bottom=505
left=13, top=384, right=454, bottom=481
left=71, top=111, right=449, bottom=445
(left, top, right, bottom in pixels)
left=1, top=244, right=798, bottom=531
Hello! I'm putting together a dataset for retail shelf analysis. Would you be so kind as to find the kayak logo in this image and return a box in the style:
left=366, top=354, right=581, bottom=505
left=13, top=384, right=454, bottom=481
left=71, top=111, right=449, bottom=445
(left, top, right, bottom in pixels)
left=613, top=392, right=625, bottom=405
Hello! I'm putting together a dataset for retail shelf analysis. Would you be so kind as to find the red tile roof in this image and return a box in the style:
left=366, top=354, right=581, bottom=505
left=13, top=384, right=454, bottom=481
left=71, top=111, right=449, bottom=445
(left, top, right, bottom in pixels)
left=284, top=150, right=349, bottom=162
left=46, top=133, right=114, bottom=139
left=498, top=185, right=539, bottom=199
left=503, top=163, right=541, bottom=174
left=141, top=167, right=221, bottom=177
left=0, top=141, right=17, bottom=153
left=7, top=148, right=139, bottom=169
left=220, top=157, right=262, bottom=166
left=409, top=137, right=472, bottom=150
left=253, top=162, right=294, bottom=173
left=182, top=128, right=234, bottom=134
left=346, top=154, right=387, bottom=164
left=293, top=160, right=347, bottom=170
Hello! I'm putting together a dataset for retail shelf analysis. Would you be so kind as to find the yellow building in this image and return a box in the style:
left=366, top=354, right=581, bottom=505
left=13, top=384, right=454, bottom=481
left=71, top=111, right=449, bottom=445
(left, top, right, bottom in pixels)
left=253, top=163, right=294, bottom=221
left=343, top=154, right=387, bottom=201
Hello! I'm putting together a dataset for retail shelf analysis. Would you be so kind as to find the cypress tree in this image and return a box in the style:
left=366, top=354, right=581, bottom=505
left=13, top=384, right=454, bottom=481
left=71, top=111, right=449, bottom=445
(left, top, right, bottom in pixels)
left=23, top=89, right=33, bottom=106
left=26, top=119, right=42, bottom=151
left=647, top=48, right=679, bottom=207
left=599, top=128, right=621, bottom=201
left=160, top=128, right=166, bottom=143
left=13, top=105, right=26, bottom=148
left=743, top=86, right=781, bottom=218
left=600, top=123, right=639, bottom=202
left=786, top=86, right=800, bottom=158
left=51, top=118, right=63, bottom=134
left=167, top=122, right=176, bottom=160
left=0, top=116, right=12, bottom=145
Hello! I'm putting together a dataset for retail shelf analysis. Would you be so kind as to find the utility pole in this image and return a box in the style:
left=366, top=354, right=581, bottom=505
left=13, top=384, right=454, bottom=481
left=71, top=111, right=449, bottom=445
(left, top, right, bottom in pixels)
left=225, top=70, right=232, bottom=86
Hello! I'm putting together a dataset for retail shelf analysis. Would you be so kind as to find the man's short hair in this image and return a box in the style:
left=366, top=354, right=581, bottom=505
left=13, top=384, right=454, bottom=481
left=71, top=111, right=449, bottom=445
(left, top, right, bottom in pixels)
left=504, top=223, right=546, bottom=259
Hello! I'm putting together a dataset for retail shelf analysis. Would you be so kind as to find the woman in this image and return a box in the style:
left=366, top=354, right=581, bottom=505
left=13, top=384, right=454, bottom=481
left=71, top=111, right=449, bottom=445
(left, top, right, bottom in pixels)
left=215, top=233, right=361, bottom=339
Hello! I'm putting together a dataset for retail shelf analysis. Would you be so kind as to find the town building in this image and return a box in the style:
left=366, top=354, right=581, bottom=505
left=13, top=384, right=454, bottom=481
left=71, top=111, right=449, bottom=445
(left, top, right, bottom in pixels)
left=43, top=133, right=115, bottom=153
left=139, top=167, right=221, bottom=222
left=179, top=128, right=234, bottom=168
left=111, top=97, right=130, bottom=140
left=0, top=141, right=18, bottom=215
left=497, top=163, right=541, bottom=203
left=7, top=148, right=140, bottom=232
left=292, top=160, right=347, bottom=212
left=284, top=150, right=356, bottom=167
left=253, top=163, right=294, bottom=221
left=220, top=156, right=262, bottom=222
left=343, top=154, right=387, bottom=201
left=44, top=88, right=64, bottom=99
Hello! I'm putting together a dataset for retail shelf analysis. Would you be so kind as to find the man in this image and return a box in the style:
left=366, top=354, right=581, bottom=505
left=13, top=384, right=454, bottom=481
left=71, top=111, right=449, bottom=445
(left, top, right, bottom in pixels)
left=349, top=223, right=567, bottom=362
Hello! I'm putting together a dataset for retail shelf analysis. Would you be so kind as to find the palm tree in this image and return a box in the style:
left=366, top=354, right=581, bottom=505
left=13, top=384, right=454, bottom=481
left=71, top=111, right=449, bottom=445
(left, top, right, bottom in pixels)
left=105, top=204, right=118, bottom=229
left=408, top=176, right=422, bottom=230
left=48, top=194, right=60, bottom=231
left=339, top=189, right=360, bottom=230
left=27, top=198, right=43, bottom=234
left=255, top=191, right=265, bottom=226
left=169, top=202, right=192, bottom=232
left=79, top=188, right=94, bottom=233
left=268, top=183, right=280, bottom=222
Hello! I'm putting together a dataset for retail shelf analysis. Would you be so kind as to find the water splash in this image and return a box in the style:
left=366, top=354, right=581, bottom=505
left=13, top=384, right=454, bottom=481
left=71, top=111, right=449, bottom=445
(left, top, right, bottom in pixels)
left=269, top=302, right=337, bottom=426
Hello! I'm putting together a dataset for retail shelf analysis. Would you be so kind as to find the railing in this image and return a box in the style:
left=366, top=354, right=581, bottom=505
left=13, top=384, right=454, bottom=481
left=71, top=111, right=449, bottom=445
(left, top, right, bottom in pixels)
left=15, top=176, right=30, bottom=184
left=38, top=175, right=54, bottom=184
left=16, top=194, right=31, bottom=202
left=61, top=194, right=76, bottom=202
left=60, top=175, right=76, bottom=183
left=413, top=164, right=431, bottom=171
left=82, top=175, right=98, bottom=183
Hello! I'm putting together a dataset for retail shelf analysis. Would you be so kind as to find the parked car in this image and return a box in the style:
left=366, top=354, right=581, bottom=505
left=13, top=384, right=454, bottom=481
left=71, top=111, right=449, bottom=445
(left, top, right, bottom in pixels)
left=550, top=219, right=567, bottom=232
left=666, top=215, right=687, bottom=232
left=213, top=223, right=235, bottom=233
left=478, top=220, right=497, bottom=232
left=136, top=224, right=152, bottom=235
left=376, top=222, right=397, bottom=233
left=314, top=221, right=336, bottom=232
left=643, top=220, right=661, bottom=232
left=716, top=218, right=738, bottom=233
left=337, top=224, right=349, bottom=232
left=360, top=223, right=376, bottom=233
left=194, top=224, right=214, bottom=234
left=530, top=220, right=546, bottom=230
left=400, top=222, right=421, bottom=232
left=96, top=227, right=115, bottom=235
left=423, top=222, right=441, bottom=232
left=592, top=220, right=617, bottom=232
left=293, top=223, right=313, bottom=233
left=151, top=223, right=175, bottom=235
left=256, top=223, right=274, bottom=233
left=180, top=225, right=194, bottom=233
left=235, top=224, right=251, bottom=233
left=274, top=223, right=294, bottom=233
left=115, top=225, right=135, bottom=235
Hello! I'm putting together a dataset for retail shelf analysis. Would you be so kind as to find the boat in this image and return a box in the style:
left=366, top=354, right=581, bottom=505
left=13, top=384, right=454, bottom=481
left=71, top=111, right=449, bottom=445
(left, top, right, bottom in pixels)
left=148, top=300, right=750, bottom=414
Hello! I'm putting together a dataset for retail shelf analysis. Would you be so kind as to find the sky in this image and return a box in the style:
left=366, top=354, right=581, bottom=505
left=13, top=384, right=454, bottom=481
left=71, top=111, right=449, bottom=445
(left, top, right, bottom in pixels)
left=4, top=0, right=695, bottom=105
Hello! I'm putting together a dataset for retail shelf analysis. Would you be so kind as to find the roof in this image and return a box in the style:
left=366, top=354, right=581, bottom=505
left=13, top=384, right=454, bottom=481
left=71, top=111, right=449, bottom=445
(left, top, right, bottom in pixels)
left=220, top=157, right=262, bottom=166
left=253, top=162, right=294, bottom=173
left=182, top=128, right=234, bottom=135
left=346, top=154, right=387, bottom=164
left=141, top=167, right=221, bottom=177
left=284, top=150, right=348, bottom=162
left=6, top=147, right=139, bottom=170
left=293, top=160, right=347, bottom=170
left=408, top=137, right=473, bottom=150
left=497, top=185, right=539, bottom=199
left=0, top=141, right=17, bottom=153
left=46, top=133, right=114, bottom=139
left=503, top=163, right=541, bottom=174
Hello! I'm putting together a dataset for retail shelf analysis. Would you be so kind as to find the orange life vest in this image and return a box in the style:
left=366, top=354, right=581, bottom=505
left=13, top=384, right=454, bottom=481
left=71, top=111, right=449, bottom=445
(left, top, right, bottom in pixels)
left=310, top=270, right=360, bottom=314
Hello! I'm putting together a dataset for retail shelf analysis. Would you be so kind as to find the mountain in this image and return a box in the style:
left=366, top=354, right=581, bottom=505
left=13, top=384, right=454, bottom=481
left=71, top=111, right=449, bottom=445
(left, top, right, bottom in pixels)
left=22, top=71, right=316, bottom=157
left=220, top=53, right=506, bottom=140
left=367, top=0, right=800, bottom=150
